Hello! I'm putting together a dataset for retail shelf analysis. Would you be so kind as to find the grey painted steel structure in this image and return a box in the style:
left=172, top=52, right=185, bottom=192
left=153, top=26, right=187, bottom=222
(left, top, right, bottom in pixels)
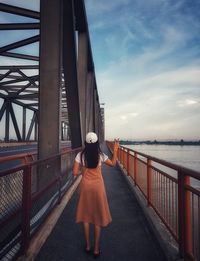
left=0, top=1, right=104, bottom=149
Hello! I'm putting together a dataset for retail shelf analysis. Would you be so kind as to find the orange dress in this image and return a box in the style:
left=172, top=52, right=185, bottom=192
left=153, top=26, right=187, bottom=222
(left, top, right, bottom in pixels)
left=75, top=153, right=112, bottom=227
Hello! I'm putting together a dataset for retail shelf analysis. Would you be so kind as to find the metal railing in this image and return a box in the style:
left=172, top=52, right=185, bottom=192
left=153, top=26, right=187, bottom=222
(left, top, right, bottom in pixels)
left=0, top=147, right=81, bottom=260
left=107, top=141, right=200, bottom=261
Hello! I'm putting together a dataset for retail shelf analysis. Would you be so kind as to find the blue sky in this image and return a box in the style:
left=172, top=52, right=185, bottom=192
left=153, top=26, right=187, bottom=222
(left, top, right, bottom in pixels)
left=85, top=0, right=200, bottom=140
left=0, top=0, right=200, bottom=140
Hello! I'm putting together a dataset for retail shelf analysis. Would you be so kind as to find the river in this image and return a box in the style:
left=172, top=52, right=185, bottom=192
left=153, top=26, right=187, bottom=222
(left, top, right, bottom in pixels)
left=124, top=144, right=200, bottom=172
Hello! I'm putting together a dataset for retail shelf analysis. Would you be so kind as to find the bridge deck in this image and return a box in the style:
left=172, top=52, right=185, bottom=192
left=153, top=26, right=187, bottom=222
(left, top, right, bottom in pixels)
left=36, top=144, right=166, bottom=261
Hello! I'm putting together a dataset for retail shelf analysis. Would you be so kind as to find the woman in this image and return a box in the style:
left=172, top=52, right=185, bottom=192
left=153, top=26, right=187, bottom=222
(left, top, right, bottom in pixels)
left=73, top=132, right=119, bottom=257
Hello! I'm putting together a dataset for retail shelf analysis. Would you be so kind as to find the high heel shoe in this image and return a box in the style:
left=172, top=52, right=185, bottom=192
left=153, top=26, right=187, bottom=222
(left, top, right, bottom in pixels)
left=93, top=249, right=101, bottom=258
left=85, top=246, right=91, bottom=254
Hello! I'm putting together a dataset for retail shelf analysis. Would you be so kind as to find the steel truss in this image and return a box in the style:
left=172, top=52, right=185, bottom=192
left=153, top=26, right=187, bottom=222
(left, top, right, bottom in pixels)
left=0, top=1, right=104, bottom=147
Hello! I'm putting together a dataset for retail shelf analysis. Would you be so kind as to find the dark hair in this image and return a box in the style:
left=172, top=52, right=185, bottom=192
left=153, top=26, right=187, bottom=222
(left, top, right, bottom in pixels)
left=81, top=141, right=103, bottom=168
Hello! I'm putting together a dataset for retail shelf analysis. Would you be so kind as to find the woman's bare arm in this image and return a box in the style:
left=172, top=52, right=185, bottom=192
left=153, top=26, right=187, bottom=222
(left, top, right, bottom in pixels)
left=73, top=161, right=81, bottom=176
left=105, top=139, right=119, bottom=167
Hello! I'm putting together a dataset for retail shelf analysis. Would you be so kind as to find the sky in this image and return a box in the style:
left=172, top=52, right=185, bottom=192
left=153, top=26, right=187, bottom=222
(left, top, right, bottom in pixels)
left=84, top=0, right=200, bottom=140
left=0, top=0, right=200, bottom=141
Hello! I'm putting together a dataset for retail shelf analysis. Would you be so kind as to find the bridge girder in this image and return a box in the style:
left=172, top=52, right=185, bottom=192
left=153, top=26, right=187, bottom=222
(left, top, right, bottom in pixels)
left=0, top=0, right=104, bottom=147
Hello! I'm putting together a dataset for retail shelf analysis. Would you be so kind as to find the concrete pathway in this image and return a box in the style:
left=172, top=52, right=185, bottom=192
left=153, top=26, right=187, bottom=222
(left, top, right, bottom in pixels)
left=36, top=144, right=166, bottom=261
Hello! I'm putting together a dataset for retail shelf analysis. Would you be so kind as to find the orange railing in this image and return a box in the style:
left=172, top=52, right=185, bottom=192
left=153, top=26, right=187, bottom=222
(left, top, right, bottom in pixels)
left=0, top=147, right=70, bottom=165
left=0, top=147, right=81, bottom=260
left=107, top=141, right=200, bottom=261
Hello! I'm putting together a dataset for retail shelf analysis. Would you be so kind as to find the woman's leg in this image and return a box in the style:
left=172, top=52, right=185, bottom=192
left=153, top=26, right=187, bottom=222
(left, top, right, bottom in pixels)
left=83, top=222, right=90, bottom=250
left=94, top=225, right=101, bottom=254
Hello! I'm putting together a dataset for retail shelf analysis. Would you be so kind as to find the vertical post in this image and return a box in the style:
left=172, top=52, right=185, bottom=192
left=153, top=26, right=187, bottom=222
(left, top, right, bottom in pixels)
left=117, top=146, right=120, bottom=160
left=93, top=88, right=99, bottom=135
left=134, top=152, right=137, bottom=185
left=93, top=88, right=96, bottom=132
left=77, top=32, right=88, bottom=143
left=38, top=0, right=62, bottom=188
left=184, top=176, right=192, bottom=257
left=178, top=171, right=185, bottom=257
left=117, top=147, right=121, bottom=161
left=10, top=103, right=22, bottom=141
left=5, top=101, right=10, bottom=142
left=121, top=148, right=123, bottom=166
left=123, top=148, right=125, bottom=167
left=34, top=115, right=38, bottom=141
left=178, top=172, right=192, bottom=258
left=127, top=149, right=130, bottom=175
left=147, top=159, right=152, bottom=206
left=21, top=165, right=32, bottom=254
left=61, top=121, right=64, bottom=141
left=95, top=91, right=98, bottom=134
left=22, top=107, right=26, bottom=141
left=120, top=148, right=122, bottom=162
left=39, top=0, right=62, bottom=157
left=86, top=72, right=94, bottom=133
left=63, top=0, right=82, bottom=148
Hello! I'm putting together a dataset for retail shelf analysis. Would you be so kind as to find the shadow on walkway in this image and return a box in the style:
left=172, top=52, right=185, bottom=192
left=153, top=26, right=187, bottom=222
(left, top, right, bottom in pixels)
left=36, top=144, right=166, bottom=261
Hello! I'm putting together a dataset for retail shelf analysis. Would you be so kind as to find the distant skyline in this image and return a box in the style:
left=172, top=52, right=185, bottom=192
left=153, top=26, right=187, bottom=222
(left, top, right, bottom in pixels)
left=0, top=0, right=200, bottom=141
left=85, top=0, right=200, bottom=140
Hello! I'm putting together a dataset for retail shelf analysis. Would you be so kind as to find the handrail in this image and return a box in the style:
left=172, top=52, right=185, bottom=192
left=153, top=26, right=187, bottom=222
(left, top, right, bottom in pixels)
left=0, top=146, right=82, bottom=260
left=121, top=145, right=200, bottom=179
left=0, top=147, right=72, bottom=164
left=107, top=141, right=200, bottom=261
left=0, top=152, right=37, bottom=163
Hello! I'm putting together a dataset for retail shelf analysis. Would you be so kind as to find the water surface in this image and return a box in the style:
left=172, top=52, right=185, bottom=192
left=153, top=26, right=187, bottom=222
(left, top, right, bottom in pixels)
left=124, top=144, right=200, bottom=172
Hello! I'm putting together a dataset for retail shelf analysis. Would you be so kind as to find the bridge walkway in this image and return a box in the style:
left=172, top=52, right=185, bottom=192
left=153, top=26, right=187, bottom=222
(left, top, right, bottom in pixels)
left=35, top=144, right=166, bottom=261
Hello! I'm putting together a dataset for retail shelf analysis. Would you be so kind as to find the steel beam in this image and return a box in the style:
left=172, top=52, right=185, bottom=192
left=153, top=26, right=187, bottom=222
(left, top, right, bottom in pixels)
left=94, top=87, right=99, bottom=135
left=0, top=35, right=39, bottom=54
left=38, top=0, right=62, bottom=157
left=0, top=70, right=12, bottom=81
left=86, top=71, right=94, bottom=133
left=0, top=73, right=38, bottom=81
left=0, top=75, right=38, bottom=86
left=0, top=0, right=103, bottom=146
left=0, top=93, right=38, bottom=111
left=63, top=0, right=82, bottom=148
left=0, top=100, right=6, bottom=120
left=74, top=0, right=87, bottom=32
left=0, top=23, right=40, bottom=30
left=17, top=70, right=38, bottom=86
left=34, top=114, right=38, bottom=141
left=5, top=101, right=10, bottom=141
left=74, top=0, right=94, bottom=71
left=37, top=0, right=62, bottom=190
left=22, top=107, right=26, bottom=141
left=26, top=113, right=36, bottom=141
left=0, top=3, right=40, bottom=19
left=9, top=103, right=22, bottom=141
left=1, top=52, right=39, bottom=61
left=77, top=32, right=88, bottom=142
left=0, top=65, right=39, bottom=70
left=5, top=94, right=38, bottom=99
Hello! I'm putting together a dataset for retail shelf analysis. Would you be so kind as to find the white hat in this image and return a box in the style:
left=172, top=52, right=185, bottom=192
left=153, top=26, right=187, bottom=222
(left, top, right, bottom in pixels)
left=86, top=132, right=98, bottom=143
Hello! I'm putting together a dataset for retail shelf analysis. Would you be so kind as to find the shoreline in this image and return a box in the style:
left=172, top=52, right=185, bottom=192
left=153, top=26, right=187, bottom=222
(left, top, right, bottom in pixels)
left=120, top=141, right=200, bottom=146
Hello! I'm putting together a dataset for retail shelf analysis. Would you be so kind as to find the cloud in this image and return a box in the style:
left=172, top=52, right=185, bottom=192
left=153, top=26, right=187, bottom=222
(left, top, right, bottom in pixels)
left=177, top=99, right=200, bottom=107
left=119, top=112, right=138, bottom=121
left=99, top=60, right=200, bottom=139
left=85, top=0, right=131, bottom=15
left=0, top=0, right=199, bottom=140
